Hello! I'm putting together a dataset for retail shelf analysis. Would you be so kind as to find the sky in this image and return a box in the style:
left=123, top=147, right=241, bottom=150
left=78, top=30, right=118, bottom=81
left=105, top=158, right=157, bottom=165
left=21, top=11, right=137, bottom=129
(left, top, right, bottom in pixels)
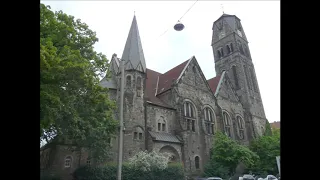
left=41, top=1, right=280, bottom=123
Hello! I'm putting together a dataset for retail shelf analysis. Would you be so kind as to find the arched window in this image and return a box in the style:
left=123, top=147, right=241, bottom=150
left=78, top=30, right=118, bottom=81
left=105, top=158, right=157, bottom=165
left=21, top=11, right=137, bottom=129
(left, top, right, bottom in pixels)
left=250, top=69, right=258, bottom=92
left=136, top=76, right=142, bottom=97
left=86, top=158, right=91, bottom=166
left=195, top=156, right=200, bottom=169
left=220, top=48, right=224, bottom=57
left=230, top=43, right=234, bottom=52
left=244, top=45, right=250, bottom=57
left=223, top=112, right=232, bottom=138
left=183, top=101, right=196, bottom=132
left=158, top=116, right=166, bottom=132
left=204, top=107, right=215, bottom=134
left=64, top=156, right=72, bottom=168
left=237, top=116, right=245, bottom=140
left=232, top=66, right=239, bottom=89
left=133, top=126, right=144, bottom=140
left=226, top=45, right=231, bottom=54
left=243, top=65, right=252, bottom=90
left=217, top=50, right=221, bottom=59
left=238, top=41, right=244, bottom=55
left=126, top=75, right=132, bottom=87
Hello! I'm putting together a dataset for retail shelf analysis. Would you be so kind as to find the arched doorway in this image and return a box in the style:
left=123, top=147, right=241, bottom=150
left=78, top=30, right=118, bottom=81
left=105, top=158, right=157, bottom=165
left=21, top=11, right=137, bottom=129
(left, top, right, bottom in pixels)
left=159, top=145, right=180, bottom=163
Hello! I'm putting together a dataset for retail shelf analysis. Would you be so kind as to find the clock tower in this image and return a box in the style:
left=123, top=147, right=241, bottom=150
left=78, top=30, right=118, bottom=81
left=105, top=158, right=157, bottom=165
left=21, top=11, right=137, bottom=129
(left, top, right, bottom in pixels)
left=211, top=13, right=267, bottom=137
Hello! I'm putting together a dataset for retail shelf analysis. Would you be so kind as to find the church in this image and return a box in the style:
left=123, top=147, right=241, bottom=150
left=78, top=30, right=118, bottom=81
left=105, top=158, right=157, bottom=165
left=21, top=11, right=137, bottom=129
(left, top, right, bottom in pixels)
left=101, top=13, right=267, bottom=173
left=41, top=13, right=268, bottom=178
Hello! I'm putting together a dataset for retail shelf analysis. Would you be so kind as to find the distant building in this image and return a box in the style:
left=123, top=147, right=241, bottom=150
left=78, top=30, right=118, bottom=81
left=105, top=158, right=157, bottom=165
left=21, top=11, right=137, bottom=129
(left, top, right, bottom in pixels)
left=41, top=13, right=269, bottom=179
left=270, top=121, right=280, bottom=129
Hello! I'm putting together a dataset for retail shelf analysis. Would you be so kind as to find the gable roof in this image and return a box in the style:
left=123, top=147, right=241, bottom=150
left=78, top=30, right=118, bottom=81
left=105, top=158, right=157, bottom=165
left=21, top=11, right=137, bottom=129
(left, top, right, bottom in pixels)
left=146, top=68, right=173, bottom=109
left=156, top=59, right=190, bottom=95
left=207, top=75, right=221, bottom=94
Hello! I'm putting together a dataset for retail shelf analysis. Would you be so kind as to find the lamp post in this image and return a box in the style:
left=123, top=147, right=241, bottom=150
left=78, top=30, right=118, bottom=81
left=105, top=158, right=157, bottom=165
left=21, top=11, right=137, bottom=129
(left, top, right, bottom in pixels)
left=117, top=59, right=125, bottom=180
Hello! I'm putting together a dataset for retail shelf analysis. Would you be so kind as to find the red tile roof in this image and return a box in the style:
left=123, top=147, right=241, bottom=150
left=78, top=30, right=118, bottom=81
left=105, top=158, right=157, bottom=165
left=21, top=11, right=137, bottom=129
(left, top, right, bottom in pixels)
left=270, top=121, right=280, bottom=129
left=207, top=75, right=221, bottom=94
left=157, top=60, right=189, bottom=95
left=146, top=68, right=172, bottom=108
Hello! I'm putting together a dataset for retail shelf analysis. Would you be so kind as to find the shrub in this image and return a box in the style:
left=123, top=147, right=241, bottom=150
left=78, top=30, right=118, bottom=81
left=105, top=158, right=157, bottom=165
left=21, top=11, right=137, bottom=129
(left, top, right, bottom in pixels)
left=73, top=162, right=185, bottom=180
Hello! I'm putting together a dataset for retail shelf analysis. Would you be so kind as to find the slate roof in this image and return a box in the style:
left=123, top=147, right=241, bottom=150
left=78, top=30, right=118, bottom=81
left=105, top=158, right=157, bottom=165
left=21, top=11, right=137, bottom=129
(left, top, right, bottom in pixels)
left=207, top=75, right=221, bottom=94
left=156, top=60, right=189, bottom=95
left=145, top=68, right=172, bottom=108
left=148, top=131, right=182, bottom=143
left=99, top=76, right=117, bottom=89
left=121, top=15, right=146, bottom=72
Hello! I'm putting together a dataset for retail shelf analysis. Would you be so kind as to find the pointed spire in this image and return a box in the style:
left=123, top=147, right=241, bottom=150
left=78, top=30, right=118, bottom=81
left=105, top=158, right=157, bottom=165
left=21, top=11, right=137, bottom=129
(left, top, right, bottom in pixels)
left=121, top=15, right=146, bottom=73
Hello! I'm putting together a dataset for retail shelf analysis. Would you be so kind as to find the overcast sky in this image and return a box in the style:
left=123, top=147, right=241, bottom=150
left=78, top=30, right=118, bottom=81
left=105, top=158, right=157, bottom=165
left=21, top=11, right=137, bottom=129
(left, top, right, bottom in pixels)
left=42, top=1, right=280, bottom=123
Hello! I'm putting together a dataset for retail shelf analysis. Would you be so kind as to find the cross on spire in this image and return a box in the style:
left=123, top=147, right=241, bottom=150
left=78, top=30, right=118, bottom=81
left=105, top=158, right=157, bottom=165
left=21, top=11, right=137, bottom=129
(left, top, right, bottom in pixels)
left=221, top=4, right=224, bottom=14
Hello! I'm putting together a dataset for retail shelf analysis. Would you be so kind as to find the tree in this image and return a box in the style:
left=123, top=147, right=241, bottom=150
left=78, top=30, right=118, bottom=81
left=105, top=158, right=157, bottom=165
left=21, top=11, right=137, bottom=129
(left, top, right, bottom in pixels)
left=249, top=128, right=280, bottom=175
left=204, top=132, right=259, bottom=178
left=40, top=4, right=117, bottom=161
left=128, top=151, right=171, bottom=172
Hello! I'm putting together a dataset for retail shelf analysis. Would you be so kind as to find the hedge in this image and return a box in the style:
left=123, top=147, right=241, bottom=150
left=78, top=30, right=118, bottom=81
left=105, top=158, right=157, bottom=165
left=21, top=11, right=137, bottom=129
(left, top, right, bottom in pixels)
left=73, top=163, right=185, bottom=180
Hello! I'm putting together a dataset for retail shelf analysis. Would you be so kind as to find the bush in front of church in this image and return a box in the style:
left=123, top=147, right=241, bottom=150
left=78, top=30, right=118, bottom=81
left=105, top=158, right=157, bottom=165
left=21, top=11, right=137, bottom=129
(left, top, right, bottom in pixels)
left=73, top=162, right=184, bottom=180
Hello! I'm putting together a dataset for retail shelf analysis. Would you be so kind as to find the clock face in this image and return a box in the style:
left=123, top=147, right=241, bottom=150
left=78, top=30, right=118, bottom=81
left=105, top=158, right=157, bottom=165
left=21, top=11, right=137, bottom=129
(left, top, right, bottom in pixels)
left=237, top=29, right=242, bottom=37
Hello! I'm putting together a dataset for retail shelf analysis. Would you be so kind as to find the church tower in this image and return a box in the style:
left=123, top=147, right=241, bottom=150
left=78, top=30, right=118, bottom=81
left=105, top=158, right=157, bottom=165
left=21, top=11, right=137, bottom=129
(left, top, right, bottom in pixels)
left=211, top=14, right=267, bottom=137
left=117, top=15, right=147, bottom=160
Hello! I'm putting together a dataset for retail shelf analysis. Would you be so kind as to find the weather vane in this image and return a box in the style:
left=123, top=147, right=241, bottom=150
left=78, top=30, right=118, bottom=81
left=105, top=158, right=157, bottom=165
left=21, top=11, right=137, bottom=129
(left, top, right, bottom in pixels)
left=221, top=4, right=224, bottom=14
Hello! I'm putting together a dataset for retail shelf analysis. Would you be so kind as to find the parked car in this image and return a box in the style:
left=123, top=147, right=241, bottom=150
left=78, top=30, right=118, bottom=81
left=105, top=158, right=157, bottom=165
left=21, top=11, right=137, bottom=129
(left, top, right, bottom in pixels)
left=241, top=174, right=255, bottom=180
left=263, top=175, right=278, bottom=180
left=207, top=177, right=223, bottom=180
left=194, top=177, right=222, bottom=180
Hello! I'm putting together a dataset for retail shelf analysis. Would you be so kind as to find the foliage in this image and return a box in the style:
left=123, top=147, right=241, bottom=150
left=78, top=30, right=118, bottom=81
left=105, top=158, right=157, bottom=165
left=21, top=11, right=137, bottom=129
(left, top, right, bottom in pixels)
left=204, top=131, right=259, bottom=178
left=40, top=171, right=61, bottom=180
left=73, top=163, right=185, bottom=180
left=264, top=120, right=272, bottom=136
left=40, top=3, right=117, bottom=161
left=203, top=161, right=230, bottom=179
left=128, top=150, right=171, bottom=171
left=249, top=128, right=280, bottom=175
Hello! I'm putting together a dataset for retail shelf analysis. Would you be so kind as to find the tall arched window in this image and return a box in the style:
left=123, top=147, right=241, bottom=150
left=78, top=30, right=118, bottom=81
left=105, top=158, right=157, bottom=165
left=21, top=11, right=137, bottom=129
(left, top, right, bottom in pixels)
left=237, top=116, right=245, bottom=140
left=195, top=156, right=200, bottom=169
left=220, top=48, right=224, bottom=57
left=204, top=107, right=215, bottom=134
left=157, top=116, right=166, bottom=132
left=133, top=126, right=144, bottom=140
left=243, top=65, right=252, bottom=90
left=230, top=43, right=234, bottom=52
left=126, top=75, right=132, bottom=87
left=250, top=69, right=258, bottom=92
left=136, top=76, right=142, bottom=97
left=232, top=65, right=239, bottom=89
left=183, top=101, right=196, bottom=132
left=238, top=41, right=244, bottom=55
left=244, top=45, right=250, bottom=57
left=223, top=112, right=232, bottom=138
left=226, top=45, right=231, bottom=54
left=64, top=156, right=72, bottom=168
left=217, top=50, right=222, bottom=59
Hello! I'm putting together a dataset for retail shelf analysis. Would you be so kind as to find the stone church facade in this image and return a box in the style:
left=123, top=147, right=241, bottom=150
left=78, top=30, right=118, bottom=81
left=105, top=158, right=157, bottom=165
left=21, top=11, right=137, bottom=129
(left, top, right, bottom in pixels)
left=40, top=13, right=268, bottom=179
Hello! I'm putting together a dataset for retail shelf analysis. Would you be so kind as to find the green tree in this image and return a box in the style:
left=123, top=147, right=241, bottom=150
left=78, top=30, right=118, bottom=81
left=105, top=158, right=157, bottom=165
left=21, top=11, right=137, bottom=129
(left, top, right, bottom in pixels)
left=204, top=132, right=259, bottom=178
left=40, top=3, right=117, bottom=161
left=249, top=128, right=280, bottom=175
left=264, top=120, right=272, bottom=136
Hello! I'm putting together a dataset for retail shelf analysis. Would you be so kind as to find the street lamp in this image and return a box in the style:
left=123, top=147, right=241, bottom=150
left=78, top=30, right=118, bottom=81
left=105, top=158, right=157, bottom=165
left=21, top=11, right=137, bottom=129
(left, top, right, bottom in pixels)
left=117, top=58, right=125, bottom=180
